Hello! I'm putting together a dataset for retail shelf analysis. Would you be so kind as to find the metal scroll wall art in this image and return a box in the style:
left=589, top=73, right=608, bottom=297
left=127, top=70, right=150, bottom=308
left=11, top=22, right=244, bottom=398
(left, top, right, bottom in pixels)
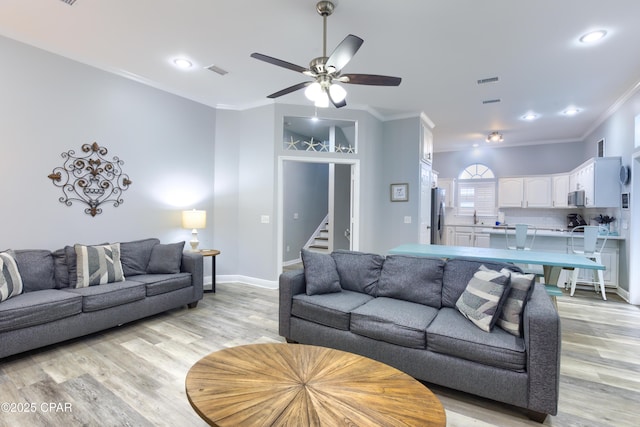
left=48, top=142, right=132, bottom=217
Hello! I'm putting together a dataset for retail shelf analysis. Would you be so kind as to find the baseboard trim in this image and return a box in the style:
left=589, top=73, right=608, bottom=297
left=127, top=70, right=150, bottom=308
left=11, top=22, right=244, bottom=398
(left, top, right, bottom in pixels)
left=217, top=275, right=278, bottom=290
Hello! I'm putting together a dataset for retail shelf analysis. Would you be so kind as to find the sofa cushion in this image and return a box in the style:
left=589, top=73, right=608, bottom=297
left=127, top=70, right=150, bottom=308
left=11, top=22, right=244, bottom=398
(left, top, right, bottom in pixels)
left=147, top=242, right=185, bottom=274
left=496, top=269, right=536, bottom=337
left=119, top=238, right=160, bottom=276
left=131, top=273, right=192, bottom=297
left=377, top=255, right=444, bottom=308
left=13, top=249, right=56, bottom=292
left=456, top=266, right=511, bottom=332
left=1, top=250, right=23, bottom=302
left=75, top=243, right=125, bottom=288
left=0, top=289, right=82, bottom=333
left=350, top=297, right=439, bottom=349
left=61, top=280, right=146, bottom=312
left=427, top=307, right=526, bottom=372
left=291, top=290, right=373, bottom=331
left=331, top=250, right=384, bottom=296
left=301, top=249, right=341, bottom=295
left=442, top=258, right=521, bottom=308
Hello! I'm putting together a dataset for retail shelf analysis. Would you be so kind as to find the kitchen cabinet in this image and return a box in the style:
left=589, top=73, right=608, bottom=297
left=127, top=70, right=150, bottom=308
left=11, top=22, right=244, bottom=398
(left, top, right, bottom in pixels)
left=438, top=178, right=455, bottom=208
left=552, top=174, right=569, bottom=207
left=498, top=176, right=551, bottom=208
left=569, top=157, right=620, bottom=207
left=421, top=121, right=433, bottom=164
left=452, top=226, right=490, bottom=247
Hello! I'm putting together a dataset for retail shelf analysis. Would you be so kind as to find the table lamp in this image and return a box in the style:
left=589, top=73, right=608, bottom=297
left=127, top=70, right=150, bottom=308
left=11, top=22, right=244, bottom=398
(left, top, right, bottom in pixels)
left=182, top=209, right=207, bottom=251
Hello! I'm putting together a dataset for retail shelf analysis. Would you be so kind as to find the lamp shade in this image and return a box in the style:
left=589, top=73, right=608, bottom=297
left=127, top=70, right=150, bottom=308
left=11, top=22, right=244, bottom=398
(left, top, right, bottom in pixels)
left=182, top=209, right=206, bottom=229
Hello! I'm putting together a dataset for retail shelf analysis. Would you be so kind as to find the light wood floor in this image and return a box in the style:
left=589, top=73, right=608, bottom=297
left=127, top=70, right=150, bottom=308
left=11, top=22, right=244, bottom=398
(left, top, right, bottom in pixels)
left=0, top=284, right=638, bottom=426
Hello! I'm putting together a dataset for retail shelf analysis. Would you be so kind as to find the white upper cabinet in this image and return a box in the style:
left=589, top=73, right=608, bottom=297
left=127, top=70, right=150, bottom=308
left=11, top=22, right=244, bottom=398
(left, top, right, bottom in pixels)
left=498, top=177, right=551, bottom=208
left=552, top=174, right=569, bottom=207
left=438, top=178, right=455, bottom=208
left=570, top=157, right=620, bottom=207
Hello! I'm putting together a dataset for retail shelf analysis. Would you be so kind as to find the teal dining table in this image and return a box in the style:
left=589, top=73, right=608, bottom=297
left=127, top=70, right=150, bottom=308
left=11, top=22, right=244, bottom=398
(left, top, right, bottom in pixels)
left=389, top=243, right=605, bottom=286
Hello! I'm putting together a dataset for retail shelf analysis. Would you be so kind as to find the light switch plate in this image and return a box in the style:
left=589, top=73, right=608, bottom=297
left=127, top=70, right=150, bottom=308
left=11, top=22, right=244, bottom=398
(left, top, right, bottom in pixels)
left=260, top=215, right=270, bottom=224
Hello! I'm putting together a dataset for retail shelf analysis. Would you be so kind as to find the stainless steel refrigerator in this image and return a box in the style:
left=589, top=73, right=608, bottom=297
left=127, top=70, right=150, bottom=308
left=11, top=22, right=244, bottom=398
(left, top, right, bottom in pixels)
left=430, top=187, right=446, bottom=245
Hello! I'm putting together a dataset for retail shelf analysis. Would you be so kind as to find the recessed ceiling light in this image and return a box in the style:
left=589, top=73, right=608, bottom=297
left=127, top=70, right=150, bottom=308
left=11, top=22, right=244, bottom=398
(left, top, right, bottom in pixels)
left=522, top=113, right=538, bottom=121
left=172, top=58, right=193, bottom=69
left=563, top=107, right=580, bottom=116
left=579, top=30, right=607, bottom=44
left=472, top=143, right=479, bottom=148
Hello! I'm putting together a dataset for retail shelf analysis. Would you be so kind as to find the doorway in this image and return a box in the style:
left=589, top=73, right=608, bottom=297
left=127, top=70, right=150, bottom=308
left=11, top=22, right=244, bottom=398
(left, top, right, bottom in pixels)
left=277, top=157, right=360, bottom=274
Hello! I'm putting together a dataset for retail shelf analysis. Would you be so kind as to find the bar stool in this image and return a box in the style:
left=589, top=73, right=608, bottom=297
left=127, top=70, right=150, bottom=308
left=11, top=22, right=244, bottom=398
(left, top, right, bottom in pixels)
left=564, top=226, right=608, bottom=300
left=505, top=224, right=544, bottom=277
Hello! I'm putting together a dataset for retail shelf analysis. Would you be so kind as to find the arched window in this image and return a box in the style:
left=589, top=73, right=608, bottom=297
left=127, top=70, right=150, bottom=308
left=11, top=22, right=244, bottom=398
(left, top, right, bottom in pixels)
left=457, top=164, right=496, bottom=216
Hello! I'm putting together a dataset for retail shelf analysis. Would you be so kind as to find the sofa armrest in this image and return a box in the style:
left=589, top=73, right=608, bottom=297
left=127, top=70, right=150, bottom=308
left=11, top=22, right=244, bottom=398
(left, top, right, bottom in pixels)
left=279, top=269, right=306, bottom=339
left=181, top=251, right=204, bottom=301
left=523, top=283, right=561, bottom=415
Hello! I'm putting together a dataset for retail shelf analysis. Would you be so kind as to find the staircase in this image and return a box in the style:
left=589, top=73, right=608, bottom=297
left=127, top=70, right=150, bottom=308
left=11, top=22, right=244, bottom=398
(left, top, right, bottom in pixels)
left=305, top=216, right=330, bottom=254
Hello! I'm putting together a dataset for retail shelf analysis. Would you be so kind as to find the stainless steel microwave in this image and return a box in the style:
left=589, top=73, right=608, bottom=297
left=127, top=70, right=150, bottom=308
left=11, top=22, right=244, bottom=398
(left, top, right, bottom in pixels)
left=568, top=190, right=585, bottom=206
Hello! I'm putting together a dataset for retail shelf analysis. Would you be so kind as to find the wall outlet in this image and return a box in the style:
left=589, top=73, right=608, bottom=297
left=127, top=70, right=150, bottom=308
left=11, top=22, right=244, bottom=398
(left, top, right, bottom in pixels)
left=286, top=245, right=290, bottom=252
left=293, top=212, right=299, bottom=219
left=404, top=216, right=412, bottom=224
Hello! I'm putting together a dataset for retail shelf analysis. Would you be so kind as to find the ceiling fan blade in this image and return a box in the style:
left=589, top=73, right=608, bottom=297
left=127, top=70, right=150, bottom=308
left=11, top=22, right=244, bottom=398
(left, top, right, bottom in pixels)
left=266, top=82, right=311, bottom=99
left=250, top=53, right=309, bottom=74
left=325, top=34, right=364, bottom=72
left=340, top=74, right=402, bottom=86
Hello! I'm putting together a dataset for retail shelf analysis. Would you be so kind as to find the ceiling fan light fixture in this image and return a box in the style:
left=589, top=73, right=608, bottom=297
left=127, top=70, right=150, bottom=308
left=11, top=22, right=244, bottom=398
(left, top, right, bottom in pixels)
left=305, top=82, right=322, bottom=101
left=486, top=131, right=504, bottom=143
left=329, top=83, right=347, bottom=102
left=315, top=91, right=330, bottom=108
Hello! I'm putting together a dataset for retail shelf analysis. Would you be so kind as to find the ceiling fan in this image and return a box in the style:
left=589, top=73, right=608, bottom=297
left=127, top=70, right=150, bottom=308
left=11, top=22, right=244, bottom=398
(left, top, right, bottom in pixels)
left=250, top=0, right=401, bottom=108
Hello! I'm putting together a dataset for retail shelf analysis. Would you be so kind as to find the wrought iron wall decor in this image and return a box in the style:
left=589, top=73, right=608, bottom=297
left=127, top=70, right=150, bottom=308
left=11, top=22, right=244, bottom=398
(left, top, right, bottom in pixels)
left=48, top=142, right=132, bottom=217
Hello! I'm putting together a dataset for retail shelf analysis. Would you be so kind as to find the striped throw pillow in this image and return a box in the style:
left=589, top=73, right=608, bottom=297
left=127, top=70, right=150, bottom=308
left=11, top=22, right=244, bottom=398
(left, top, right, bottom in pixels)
left=496, top=269, right=535, bottom=336
left=455, top=265, right=511, bottom=332
left=1, top=250, right=23, bottom=302
left=75, top=243, right=125, bottom=288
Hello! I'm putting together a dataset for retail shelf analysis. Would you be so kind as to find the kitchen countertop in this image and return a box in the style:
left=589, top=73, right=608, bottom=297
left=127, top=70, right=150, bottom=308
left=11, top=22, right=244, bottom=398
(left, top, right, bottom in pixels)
left=445, top=224, right=625, bottom=239
left=482, top=226, right=625, bottom=240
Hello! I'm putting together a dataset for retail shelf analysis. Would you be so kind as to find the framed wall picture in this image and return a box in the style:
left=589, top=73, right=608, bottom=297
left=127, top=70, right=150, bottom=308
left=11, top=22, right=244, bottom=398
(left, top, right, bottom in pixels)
left=390, top=183, right=409, bottom=202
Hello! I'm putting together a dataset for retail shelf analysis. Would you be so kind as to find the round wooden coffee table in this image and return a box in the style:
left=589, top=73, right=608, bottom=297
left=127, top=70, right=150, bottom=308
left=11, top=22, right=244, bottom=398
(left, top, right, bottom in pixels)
left=185, top=343, right=446, bottom=426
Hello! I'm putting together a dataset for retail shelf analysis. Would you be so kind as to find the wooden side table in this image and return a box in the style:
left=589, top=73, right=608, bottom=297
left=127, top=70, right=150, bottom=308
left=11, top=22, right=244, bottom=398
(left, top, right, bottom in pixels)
left=199, top=249, right=220, bottom=293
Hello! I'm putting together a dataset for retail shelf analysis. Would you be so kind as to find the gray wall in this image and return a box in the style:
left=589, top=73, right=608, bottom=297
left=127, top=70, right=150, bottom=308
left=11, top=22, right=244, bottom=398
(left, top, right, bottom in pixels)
left=0, top=36, right=216, bottom=264
left=282, top=161, right=329, bottom=262
left=433, top=140, right=588, bottom=178
left=581, top=89, right=640, bottom=299
left=378, top=117, right=422, bottom=251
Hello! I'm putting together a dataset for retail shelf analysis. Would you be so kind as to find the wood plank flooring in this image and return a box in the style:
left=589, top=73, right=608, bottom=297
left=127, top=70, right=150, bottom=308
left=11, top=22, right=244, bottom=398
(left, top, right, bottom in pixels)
left=1, top=284, right=638, bottom=426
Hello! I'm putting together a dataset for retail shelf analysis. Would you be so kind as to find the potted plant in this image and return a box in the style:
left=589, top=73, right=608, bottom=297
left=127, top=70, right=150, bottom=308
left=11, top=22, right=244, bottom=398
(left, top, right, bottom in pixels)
left=592, top=214, right=615, bottom=234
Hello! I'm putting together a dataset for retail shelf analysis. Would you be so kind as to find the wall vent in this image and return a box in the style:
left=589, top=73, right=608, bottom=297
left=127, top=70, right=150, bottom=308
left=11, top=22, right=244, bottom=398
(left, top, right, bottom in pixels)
left=59, top=0, right=77, bottom=5
left=482, top=98, right=501, bottom=104
left=206, top=64, right=228, bottom=76
left=477, top=76, right=499, bottom=85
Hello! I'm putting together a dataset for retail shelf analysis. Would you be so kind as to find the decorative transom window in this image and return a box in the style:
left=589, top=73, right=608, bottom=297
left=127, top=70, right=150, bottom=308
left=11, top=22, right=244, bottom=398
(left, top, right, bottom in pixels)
left=457, top=164, right=496, bottom=216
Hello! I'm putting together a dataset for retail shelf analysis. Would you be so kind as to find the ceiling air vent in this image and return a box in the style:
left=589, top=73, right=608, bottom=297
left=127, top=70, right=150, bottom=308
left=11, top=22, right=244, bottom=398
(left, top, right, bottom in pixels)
left=482, top=98, right=501, bottom=104
left=59, top=0, right=77, bottom=5
left=477, top=76, right=499, bottom=85
left=206, top=64, right=228, bottom=76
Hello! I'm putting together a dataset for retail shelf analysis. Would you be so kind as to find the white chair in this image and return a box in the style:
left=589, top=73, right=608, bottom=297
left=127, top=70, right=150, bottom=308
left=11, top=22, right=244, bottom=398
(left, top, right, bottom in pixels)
left=505, top=224, right=545, bottom=278
left=505, top=223, right=536, bottom=250
left=565, top=225, right=608, bottom=300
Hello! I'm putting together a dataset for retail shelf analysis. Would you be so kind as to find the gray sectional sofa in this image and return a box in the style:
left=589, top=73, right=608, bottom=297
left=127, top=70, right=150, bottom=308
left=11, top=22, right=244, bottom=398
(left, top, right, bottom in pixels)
left=1, top=238, right=203, bottom=359
left=279, top=249, right=561, bottom=422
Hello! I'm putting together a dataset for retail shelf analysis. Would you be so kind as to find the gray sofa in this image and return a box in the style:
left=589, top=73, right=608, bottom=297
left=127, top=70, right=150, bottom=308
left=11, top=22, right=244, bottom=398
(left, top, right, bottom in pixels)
left=279, top=250, right=561, bottom=422
left=1, top=238, right=203, bottom=359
